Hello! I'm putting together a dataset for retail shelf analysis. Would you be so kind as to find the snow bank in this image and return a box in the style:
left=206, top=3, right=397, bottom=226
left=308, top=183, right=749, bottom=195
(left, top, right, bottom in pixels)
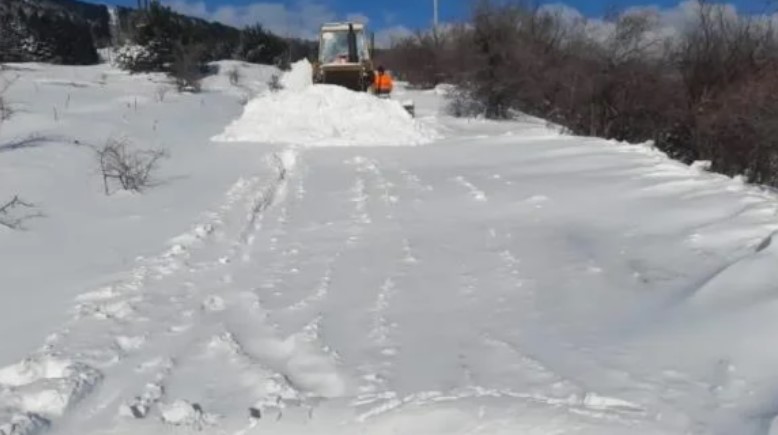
left=279, top=59, right=313, bottom=92
left=213, top=60, right=438, bottom=147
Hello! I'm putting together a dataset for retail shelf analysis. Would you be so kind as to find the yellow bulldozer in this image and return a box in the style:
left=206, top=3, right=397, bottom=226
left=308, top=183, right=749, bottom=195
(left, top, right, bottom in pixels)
left=312, top=22, right=415, bottom=116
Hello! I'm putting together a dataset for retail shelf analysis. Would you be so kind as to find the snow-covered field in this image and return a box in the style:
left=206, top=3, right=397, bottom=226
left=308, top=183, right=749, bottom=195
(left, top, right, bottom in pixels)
left=3, top=59, right=778, bottom=435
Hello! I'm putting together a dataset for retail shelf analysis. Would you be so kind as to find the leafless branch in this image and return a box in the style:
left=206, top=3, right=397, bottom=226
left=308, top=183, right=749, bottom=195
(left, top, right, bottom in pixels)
left=96, top=136, right=169, bottom=195
left=0, top=196, right=43, bottom=230
left=0, top=134, right=64, bottom=153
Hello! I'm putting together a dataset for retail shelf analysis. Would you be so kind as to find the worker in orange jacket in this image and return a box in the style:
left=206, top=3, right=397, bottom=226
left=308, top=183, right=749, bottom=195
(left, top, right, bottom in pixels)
left=373, top=66, right=393, bottom=96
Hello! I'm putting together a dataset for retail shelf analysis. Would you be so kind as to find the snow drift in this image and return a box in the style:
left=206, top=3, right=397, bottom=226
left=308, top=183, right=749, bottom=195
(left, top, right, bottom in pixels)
left=213, top=60, right=438, bottom=147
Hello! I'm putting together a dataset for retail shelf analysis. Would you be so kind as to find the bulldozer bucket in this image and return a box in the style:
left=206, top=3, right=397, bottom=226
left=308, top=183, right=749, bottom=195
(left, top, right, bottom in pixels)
left=315, top=65, right=371, bottom=91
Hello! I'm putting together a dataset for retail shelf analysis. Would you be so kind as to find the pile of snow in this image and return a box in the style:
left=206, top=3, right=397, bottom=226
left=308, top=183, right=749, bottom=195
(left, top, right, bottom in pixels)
left=279, top=58, right=313, bottom=92
left=213, top=60, right=438, bottom=147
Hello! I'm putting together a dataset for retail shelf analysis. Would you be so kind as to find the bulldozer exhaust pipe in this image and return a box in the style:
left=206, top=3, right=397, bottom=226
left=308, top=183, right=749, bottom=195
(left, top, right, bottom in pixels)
left=347, top=24, right=358, bottom=63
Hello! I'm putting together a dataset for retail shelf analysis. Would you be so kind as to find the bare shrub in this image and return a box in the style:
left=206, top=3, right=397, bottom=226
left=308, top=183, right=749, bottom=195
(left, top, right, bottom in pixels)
left=675, top=1, right=776, bottom=107
left=228, top=66, right=241, bottom=86
left=0, top=196, right=42, bottom=230
left=155, top=85, right=170, bottom=102
left=380, top=31, right=448, bottom=89
left=445, top=87, right=485, bottom=118
left=170, top=43, right=206, bottom=93
left=546, top=11, right=685, bottom=143
left=382, top=0, right=778, bottom=187
left=695, top=65, right=778, bottom=185
left=0, top=95, right=10, bottom=124
left=660, top=1, right=778, bottom=164
left=267, top=75, right=283, bottom=92
left=96, top=136, right=168, bottom=195
left=0, top=74, right=19, bottom=123
left=238, top=90, right=252, bottom=106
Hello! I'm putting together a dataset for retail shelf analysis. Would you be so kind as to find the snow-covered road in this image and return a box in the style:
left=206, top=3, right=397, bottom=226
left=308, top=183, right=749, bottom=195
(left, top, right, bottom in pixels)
left=4, top=61, right=778, bottom=435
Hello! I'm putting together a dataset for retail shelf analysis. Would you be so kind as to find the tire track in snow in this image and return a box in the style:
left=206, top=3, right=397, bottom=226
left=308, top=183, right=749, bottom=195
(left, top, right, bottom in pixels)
left=253, top=156, right=406, bottom=407
left=66, top=151, right=308, bottom=432
left=453, top=175, right=487, bottom=202
left=0, top=151, right=297, bottom=434
left=353, top=384, right=649, bottom=425
left=342, top=156, right=384, bottom=246
left=104, top=293, right=301, bottom=431
left=357, top=278, right=400, bottom=395
left=399, top=169, right=433, bottom=195
left=220, top=294, right=349, bottom=407
left=286, top=257, right=336, bottom=313
left=354, top=332, right=650, bottom=427
left=351, top=157, right=399, bottom=219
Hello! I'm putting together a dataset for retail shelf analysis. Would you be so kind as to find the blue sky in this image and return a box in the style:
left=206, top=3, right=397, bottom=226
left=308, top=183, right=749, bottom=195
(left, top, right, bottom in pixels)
left=88, top=0, right=777, bottom=42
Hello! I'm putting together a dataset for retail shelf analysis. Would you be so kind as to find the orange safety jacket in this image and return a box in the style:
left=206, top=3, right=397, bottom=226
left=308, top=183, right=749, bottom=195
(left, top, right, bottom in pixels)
left=373, top=72, right=393, bottom=94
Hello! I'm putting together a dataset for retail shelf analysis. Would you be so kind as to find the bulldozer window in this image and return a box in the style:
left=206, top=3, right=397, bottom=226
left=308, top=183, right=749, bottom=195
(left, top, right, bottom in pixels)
left=320, top=31, right=368, bottom=65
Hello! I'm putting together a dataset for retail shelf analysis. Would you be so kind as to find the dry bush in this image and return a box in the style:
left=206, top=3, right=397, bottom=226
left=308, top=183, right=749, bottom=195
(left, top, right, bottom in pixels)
left=675, top=1, right=777, bottom=107
left=445, top=86, right=486, bottom=118
left=96, top=136, right=168, bottom=195
left=381, top=32, right=448, bottom=89
left=228, top=66, right=241, bottom=86
left=385, top=0, right=778, bottom=186
left=170, top=43, right=206, bottom=93
left=695, top=65, right=778, bottom=185
left=0, top=74, right=19, bottom=123
left=267, top=75, right=283, bottom=92
left=0, top=196, right=41, bottom=230
left=155, top=84, right=170, bottom=102
left=663, top=1, right=778, bottom=164
left=547, top=12, right=685, bottom=142
left=0, top=94, right=10, bottom=124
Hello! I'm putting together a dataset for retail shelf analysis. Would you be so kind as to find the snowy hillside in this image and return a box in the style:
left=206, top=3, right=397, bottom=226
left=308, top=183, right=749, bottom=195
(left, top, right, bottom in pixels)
left=3, top=60, right=778, bottom=435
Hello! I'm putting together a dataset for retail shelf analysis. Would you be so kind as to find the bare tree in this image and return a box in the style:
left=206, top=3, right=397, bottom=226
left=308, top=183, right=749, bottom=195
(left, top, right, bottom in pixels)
left=675, top=0, right=777, bottom=106
left=382, top=0, right=778, bottom=187
left=96, top=136, right=168, bottom=195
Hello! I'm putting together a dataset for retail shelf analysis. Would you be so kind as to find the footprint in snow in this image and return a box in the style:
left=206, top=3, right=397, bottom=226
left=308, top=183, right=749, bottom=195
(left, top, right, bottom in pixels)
left=202, top=296, right=226, bottom=312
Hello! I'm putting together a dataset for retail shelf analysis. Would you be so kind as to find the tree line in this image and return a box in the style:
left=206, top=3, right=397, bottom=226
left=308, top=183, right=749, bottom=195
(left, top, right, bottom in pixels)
left=0, top=0, right=317, bottom=69
left=380, top=0, right=778, bottom=187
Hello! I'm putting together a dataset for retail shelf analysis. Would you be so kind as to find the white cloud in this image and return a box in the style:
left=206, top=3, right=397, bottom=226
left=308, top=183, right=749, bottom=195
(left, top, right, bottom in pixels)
left=163, top=0, right=345, bottom=39
left=346, top=13, right=370, bottom=25
left=536, top=0, right=778, bottom=54
left=162, top=0, right=417, bottom=48
left=374, top=25, right=413, bottom=48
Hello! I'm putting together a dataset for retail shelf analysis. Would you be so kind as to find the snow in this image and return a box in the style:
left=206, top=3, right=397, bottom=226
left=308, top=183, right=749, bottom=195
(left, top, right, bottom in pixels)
left=279, top=58, right=313, bottom=92
left=3, top=58, right=778, bottom=435
left=0, top=60, right=280, bottom=363
left=214, top=60, right=439, bottom=147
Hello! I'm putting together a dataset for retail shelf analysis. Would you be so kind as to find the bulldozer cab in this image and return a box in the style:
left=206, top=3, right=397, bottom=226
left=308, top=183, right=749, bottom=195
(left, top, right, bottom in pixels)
left=319, top=23, right=370, bottom=65
left=313, top=22, right=375, bottom=91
